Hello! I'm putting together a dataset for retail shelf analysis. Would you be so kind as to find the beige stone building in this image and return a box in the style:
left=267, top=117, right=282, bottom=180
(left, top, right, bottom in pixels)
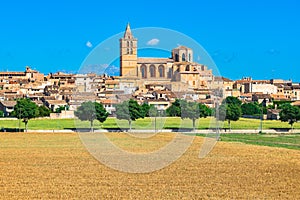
left=119, top=24, right=213, bottom=92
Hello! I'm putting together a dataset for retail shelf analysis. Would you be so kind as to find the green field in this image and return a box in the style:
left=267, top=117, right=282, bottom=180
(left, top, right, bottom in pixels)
left=197, top=133, right=300, bottom=150
left=0, top=117, right=300, bottom=131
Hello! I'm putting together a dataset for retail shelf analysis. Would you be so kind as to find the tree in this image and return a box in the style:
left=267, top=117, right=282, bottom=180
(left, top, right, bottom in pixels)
left=0, top=110, right=4, bottom=117
left=74, top=101, right=108, bottom=132
left=223, top=96, right=242, bottom=105
left=241, top=102, right=261, bottom=115
left=141, top=103, right=153, bottom=117
left=279, top=103, right=300, bottom=129
left=181, top=100, right=200, bottom=130
left=55, top=105, right=69, bottom=113
left=166, top=99, right=181, bottom=117
left=199, top=103, right=212, bottom=118
left=218, top=96, right=242, bottom=131
left=38, top=105, right=51, bottom=117
left=148, top=105, right=158, bottom=117
left=226, top=104, right=242, bottom=128
left=11, top=98, right=39, bottom=131
left=115, top=99, right=144, bottom=130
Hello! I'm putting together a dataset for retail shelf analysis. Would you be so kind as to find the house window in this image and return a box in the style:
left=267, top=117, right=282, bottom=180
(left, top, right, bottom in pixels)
left=150, top=65, right=156, bottom=78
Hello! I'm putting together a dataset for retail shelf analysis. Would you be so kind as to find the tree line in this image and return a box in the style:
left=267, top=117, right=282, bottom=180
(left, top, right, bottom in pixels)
left=8, top=96, right=300, bottom=132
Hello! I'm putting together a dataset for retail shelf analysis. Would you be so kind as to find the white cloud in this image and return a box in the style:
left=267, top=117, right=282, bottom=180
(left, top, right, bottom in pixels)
left=86, top=41, right=93, bottom=48
left=147, top=38, right=160, bottom=46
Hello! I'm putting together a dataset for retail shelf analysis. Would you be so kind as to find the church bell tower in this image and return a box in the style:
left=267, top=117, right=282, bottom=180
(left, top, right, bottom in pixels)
left=119, top=23, right=138, bottom=77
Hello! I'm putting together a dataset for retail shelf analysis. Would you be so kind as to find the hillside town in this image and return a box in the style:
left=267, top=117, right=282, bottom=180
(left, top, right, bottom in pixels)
left=0, top=24, right=300, bottom=119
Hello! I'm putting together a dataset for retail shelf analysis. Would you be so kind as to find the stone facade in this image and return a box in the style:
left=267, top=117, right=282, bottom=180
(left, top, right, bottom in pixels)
left=119, top=24, right=213, bottom=91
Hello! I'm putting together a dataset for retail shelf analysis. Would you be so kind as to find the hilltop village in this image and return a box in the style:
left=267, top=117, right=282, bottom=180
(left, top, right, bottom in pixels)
left=0, top=24, right=300, bottom=118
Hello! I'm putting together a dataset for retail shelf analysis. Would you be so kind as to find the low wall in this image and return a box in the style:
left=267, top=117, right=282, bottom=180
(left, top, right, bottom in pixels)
left=50, top=111, right=75, bottom=119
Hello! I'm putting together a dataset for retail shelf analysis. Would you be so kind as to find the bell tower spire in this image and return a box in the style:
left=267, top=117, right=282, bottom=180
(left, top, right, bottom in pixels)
left=119, top=23, right=138, bottom=77
left=124, top=23, right=133, bottom=39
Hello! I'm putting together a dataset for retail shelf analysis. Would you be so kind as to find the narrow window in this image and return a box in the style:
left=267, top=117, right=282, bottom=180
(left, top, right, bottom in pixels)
left=158, top=65, right=164, bottom=77
left=182, top=53, right=186, bottom=61
left=141, top=65, right=147, bottom=78
left=150, top=65, right=156, bottom=77
left=175, top=54, right=179, bottom=62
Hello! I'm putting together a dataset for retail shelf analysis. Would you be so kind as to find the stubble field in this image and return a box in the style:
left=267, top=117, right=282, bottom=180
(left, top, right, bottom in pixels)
left=1, top=132, right=300, bottom=199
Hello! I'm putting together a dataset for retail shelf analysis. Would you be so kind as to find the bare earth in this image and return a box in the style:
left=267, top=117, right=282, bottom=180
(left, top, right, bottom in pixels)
left=1, top=132, right=300, bottom=199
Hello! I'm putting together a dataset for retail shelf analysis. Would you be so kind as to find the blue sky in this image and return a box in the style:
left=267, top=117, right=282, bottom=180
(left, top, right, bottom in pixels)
left=0, top=0, right=299, bottom=81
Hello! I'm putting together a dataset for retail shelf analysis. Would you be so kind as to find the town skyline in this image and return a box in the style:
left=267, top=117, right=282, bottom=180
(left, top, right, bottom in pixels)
left=0, top=1, right=299, bottom=81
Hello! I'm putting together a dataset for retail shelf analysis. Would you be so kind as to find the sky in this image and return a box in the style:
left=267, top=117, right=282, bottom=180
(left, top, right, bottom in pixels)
left=0, top=0, right=299, bottom=81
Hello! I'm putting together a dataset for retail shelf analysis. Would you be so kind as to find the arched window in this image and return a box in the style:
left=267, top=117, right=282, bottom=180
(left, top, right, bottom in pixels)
left=127, top=41, right=130, bottom=47
left=175, top=54, right=179, bottom=62
left=158, top=65, right=165, bottom=78
left=141, top=65, right=147, bottom=78
left=127, top=48, right=130, bottom=54
left=185, top=65, right=190, bottom=71
left=130, top=48, right=133, bottom=54
left=150, top=65, right=156, bottom=78
left=182, top=53, right=186, bottom=61
left=189, top=53, right=191, bottom=62
left=131, top=41, right=133, bottom=47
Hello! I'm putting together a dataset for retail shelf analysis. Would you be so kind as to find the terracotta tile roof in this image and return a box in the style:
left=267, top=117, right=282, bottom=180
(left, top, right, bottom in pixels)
left=292, top=101, right=300, bottom=106
left=46, top=100, right=67, bottom=105
left=0, top=72, right=25, bottom=76
left=267, top=109, right=281, bottom=114
left=98, top=99, right=118, bottom=104
left=105, top=80, right=119, bottom=85
left=214, top=76, right=233, bottom=82
left=0, top=100, right=16, bottom=107
left=293, top=85, right=300, bottom=89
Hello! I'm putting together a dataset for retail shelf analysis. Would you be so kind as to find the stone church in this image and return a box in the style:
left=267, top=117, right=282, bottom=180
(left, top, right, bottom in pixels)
left=119, top=23, right=213, bottom=92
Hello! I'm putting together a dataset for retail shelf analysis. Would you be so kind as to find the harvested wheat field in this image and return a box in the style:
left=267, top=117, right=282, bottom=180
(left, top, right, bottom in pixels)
left=1, top=132, right=300, bottom=199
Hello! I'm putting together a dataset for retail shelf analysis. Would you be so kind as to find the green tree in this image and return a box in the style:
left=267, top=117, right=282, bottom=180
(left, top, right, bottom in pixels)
left=74, top=101, right=108, bottom=132
left=279, top=103, right=300, bottom=129
left=199, top=103, right=212, bottom=118
left=55, top=105, right=69, bottom=113
left=11, top=98, right=39, bottom=131
left=223, top=96, right=242, bottom=105
left=0, top=110, right=4, bottom=117
left=241, top=102, right=261, bottom=115
left=38, top=105, right=51, bottom=117
left=218, top=96, right=242, bottom=131
left=141, top=103, right=153, bottom=117
left=148, top=105, right=158, bottom=117
left=180, top=100, right=199, bottom=130
left=115, top=99, right=144, bottom=130
left=166, top=99, right=181, bottom=117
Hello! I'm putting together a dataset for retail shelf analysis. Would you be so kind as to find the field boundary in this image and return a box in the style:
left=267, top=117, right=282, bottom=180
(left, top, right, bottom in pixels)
left=1, top=128, right=299, bottom=134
